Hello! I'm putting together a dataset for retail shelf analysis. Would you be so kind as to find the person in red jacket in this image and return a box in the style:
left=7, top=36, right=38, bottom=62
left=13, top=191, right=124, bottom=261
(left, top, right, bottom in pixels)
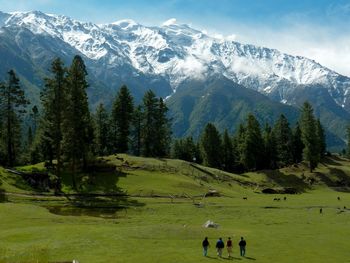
left=226, top=237, right=233, bottom=258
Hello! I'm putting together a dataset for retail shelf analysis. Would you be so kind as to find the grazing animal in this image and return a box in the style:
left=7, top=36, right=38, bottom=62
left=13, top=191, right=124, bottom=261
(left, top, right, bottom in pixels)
left=344, top=206, right=347, bottom=209
left=283, top=197, right=287, bottom=201
left=337, top=197, right=341, bottom=201
left=243, top=197, right=248, bottom=200
left=320, top=208, right=323, bottom=214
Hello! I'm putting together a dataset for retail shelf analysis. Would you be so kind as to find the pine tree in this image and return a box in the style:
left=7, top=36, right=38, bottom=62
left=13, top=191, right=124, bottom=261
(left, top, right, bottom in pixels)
left=94, top=103, right=111, bottom=156
left=200, top=123, right=222, bottom=168
left=222, top=129, right=235, bottom=171
left=241, top=114, right=264, bottom=171
left=172, top=137, right=196, bottom=162
left=273, top=114, right=293, bottom=167
left=41, top=58, right=67, bottom=177
left=316, top=119, right=326, bottom=158
left=141, top=90, right=158, bottom=157
left=154, top=97, right=171, bottom=157
left=111, top=85, right=134, bottom=153
left=299, top=101, right=319, bottom=172
left=62, top=55, right=94, bottom=189
left=233, top=123, right=246, bottom=172
left=292, top=122, right=304, bottom=163
left=130, top=105, right=142, bottom=156
left=262, top=123, right=277, bottom=169
left=0, top=70, right=29, bottom=166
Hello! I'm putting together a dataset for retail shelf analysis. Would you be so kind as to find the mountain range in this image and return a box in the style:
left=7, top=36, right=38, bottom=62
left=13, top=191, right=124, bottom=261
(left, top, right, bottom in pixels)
left=0, top=11, right=349, bottom=149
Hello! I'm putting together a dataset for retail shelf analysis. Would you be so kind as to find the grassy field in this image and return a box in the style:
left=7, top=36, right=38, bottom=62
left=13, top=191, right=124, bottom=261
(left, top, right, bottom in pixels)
left=0, top=155, right=350, bottom=262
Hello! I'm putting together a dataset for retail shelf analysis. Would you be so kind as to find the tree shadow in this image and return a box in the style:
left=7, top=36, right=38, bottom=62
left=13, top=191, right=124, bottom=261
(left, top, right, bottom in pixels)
left=315, top=167, right=350, bottom=192
left=0, top=188, right=7, bottom=202
left=321, top=156, right=343, bottom=167
left=257, top=170, right=310, bottom=193
left=48, top=162, right=145, bottom=218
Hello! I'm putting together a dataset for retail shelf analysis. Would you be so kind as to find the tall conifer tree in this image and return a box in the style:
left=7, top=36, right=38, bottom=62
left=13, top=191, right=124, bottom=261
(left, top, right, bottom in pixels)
left=95, top=103, right=111, bottom=156
left=200, top=123, right=222, bottom=168
left=62, top=55, right=94, bottom=189
left=111, top=85, right=134, bottom=153
left=292, top=122, right=304, bottom=163
left=141, top=90, right=158, bottom=157
left=222, top=129, right=235, bottom=171
left=41, top=58, right=67, bottom=182
left=299, top=102, right=319, bottom=172
left=273, top=114, right=293, bottom=167
left=316, top=119, right=326, bottom=157
left=241, top=114, right=264, bottom=171
left=0, top=70, right=29, bottom=166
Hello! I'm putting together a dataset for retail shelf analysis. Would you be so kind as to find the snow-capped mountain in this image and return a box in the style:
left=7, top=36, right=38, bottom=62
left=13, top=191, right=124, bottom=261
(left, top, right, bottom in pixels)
left=0, top=11, right=349, bottom=148
left=1, top=11, right=349, bottom=107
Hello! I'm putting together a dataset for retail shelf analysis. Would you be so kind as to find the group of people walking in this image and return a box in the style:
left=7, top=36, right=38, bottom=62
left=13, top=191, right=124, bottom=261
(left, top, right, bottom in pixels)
left=202, top=236, right=247, bottom=258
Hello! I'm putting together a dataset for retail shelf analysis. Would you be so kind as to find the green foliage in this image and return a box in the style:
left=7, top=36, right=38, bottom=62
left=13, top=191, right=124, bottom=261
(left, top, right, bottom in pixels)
left=94, top=103, right=111, bottom=156
left=111, top=85, right=134, bottom=153
left=316, top=118, right=326, bottom=157
left=141, top=90, right=159, bottom=157
left=273, top=114, right=293, bottom=167
left=221, top=129, right=235, bottom=172
left=62, top=55, right=94, bottom=188
left=262, top=123, right=277, bottom=169
left=200, top=123, right=222, bottom=168
left=153, top=98, right=171, bottom=157
left=130, top=105, right=142, bottom=156
left=292, top=122, right=304, bottom=163
left=299, top=102, right=319, bottom=172
left=172, top=137, right=197, bottom=162
left=0, top=70, right=29, bottom=166
left=241, top=114, right=264, bottom=171
left=141, top=91, right=171, bottom=157
left=40, top=58, right=67, bottom=168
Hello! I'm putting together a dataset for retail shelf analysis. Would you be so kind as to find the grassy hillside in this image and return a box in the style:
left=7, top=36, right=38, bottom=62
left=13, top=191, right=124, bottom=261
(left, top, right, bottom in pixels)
left=0, top=155, right=350, bottom=262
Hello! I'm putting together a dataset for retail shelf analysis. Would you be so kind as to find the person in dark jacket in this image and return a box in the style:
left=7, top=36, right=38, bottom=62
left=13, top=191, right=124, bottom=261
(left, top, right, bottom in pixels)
left=216, top=237, right=225, bottom=257
left=239, top=237, right=246, bottom=256
left=202, top=237, right=210, bottom=256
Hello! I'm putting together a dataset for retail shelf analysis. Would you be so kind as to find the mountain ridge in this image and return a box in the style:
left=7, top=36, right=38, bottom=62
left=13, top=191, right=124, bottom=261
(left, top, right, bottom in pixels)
left=0, top=10, right=349, bottom=149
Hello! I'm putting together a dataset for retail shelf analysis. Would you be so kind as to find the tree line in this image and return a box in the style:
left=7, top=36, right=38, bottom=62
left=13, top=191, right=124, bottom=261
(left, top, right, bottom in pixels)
left=172, top=102, right=327, bottom=173
left=0, top=55, right=350, bottom=181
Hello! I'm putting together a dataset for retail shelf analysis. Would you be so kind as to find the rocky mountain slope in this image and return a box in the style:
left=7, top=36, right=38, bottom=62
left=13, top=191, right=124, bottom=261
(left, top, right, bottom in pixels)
left=0, top=11, right=349, bottom=148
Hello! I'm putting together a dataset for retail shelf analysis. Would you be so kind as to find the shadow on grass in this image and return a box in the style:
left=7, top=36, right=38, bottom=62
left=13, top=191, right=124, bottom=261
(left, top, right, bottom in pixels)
left=322, top=157, right=343, bottom=166
left=257, top=170, right=310, bottom=193
left=48, top=164, right=145, bottom=218
left=315, top=167, right=350, bottom=192
left=0, top=188, right=7, bottom=202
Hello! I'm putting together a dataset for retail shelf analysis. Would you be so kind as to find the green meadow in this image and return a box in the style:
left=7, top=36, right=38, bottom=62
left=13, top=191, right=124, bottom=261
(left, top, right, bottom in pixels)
left=0, top=155, right=350, bottom=263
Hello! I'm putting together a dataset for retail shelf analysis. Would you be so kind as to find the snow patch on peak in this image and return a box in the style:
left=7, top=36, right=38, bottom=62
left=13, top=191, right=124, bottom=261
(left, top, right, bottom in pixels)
left=162, top=18, right=177, bottom=27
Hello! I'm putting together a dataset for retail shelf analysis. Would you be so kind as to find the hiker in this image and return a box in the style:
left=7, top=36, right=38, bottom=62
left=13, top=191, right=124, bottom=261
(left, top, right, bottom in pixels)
left=216, top=237, right=225, bottom=257
left=226, top=237, right=233, bottom=258
left=202, top=237, right=210, bottom=256
left=239, top=237, right=246, bottom=257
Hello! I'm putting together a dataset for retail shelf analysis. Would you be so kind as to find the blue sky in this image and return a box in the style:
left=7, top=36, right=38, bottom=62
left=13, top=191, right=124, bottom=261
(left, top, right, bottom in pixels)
left=1, top=0, right=350, bottom=75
